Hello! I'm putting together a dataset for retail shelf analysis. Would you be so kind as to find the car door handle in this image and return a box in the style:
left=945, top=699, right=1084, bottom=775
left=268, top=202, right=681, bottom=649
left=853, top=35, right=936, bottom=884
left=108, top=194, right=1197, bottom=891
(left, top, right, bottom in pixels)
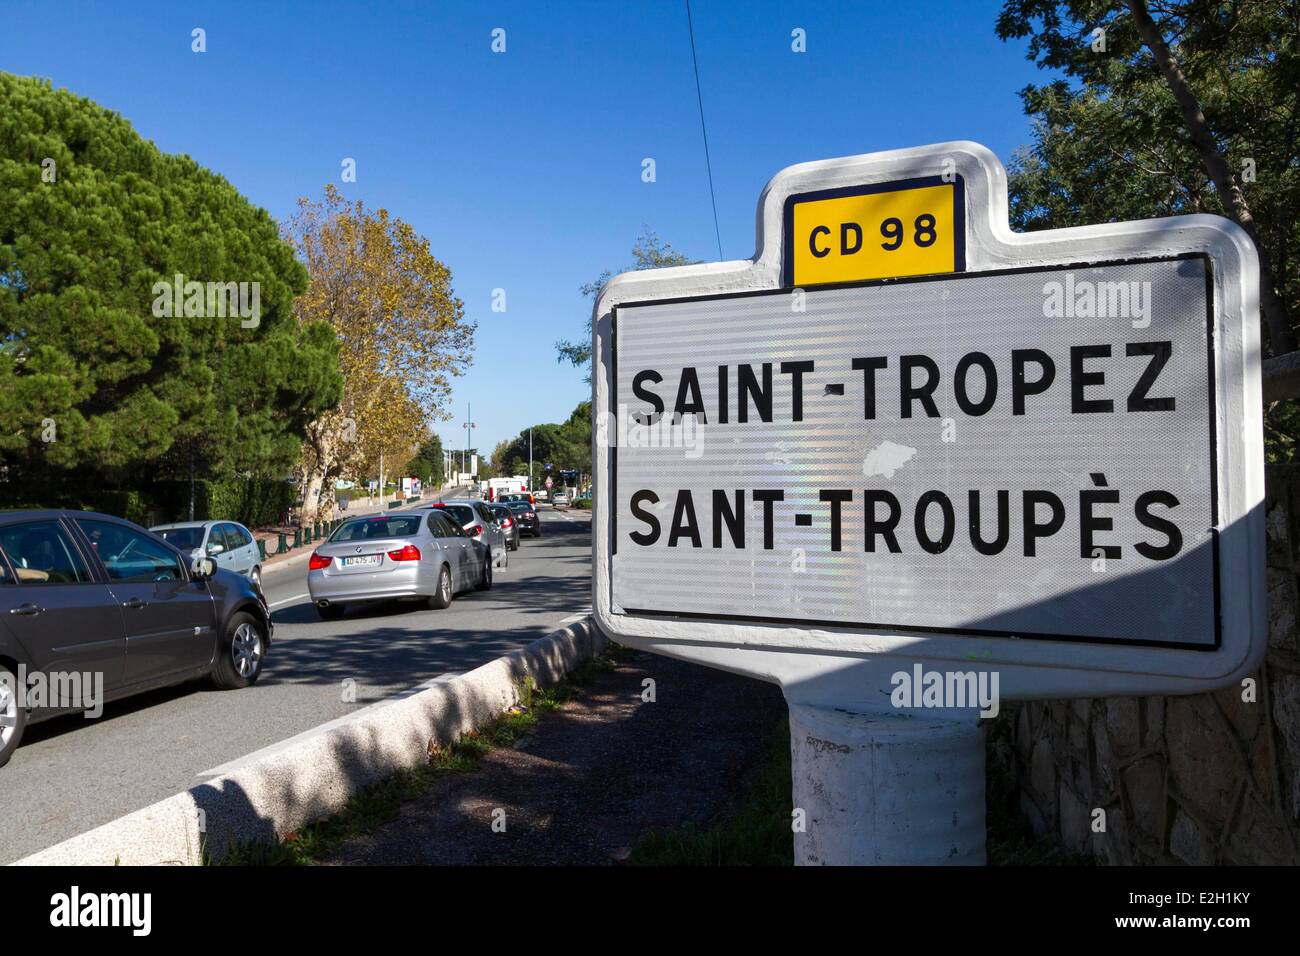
left=122, top=597, right=149, bottom=609
left=9, top=603, right=43, bottom=616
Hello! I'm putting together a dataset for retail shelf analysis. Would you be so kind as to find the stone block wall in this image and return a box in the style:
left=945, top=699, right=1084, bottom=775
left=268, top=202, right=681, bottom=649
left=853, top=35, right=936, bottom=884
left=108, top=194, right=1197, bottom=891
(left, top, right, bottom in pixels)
left=1010, top=465, right=1300, bottom=864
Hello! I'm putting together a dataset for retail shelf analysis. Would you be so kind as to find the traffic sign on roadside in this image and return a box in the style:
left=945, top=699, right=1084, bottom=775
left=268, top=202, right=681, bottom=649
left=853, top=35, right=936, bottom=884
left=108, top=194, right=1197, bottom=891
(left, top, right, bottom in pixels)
left=613, top=256, right=1217, bottom=649
left=590, top=141, right=1265, bottom=864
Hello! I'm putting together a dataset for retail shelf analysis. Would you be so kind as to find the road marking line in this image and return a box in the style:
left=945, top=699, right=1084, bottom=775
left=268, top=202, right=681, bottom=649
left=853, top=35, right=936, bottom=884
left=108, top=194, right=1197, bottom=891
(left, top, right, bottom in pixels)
left=269, top=592, right=309, bottom=608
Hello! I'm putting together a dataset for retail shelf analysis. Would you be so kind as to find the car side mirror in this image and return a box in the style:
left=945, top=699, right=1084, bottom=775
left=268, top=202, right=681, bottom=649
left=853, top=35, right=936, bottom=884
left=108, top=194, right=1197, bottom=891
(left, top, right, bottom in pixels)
left=207, top=543, right=225, bottom=555
left=191, top=556, right=217, bottom=579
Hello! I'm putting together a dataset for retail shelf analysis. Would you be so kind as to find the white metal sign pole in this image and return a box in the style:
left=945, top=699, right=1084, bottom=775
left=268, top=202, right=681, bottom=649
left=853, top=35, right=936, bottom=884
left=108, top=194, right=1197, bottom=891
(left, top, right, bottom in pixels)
left=591, top=142, right=1265, bottom=865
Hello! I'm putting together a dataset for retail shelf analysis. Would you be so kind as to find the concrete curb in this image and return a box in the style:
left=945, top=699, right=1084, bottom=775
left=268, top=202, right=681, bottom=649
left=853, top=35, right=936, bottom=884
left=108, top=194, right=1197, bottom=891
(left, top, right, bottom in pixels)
left=13, top=616, right=605, bottom=866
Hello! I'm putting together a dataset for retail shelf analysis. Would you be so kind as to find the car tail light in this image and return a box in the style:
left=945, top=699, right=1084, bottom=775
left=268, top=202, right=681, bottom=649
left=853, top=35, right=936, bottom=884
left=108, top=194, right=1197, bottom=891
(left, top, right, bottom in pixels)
left=468, top=525, right=482, bottom=537
left=309, top=551, right=332, bottom=570
left=502, top=517, right=513, bottom=528
left=526, top=511, right=536, bottom=518
left=387, top=544, right=421, bottom=561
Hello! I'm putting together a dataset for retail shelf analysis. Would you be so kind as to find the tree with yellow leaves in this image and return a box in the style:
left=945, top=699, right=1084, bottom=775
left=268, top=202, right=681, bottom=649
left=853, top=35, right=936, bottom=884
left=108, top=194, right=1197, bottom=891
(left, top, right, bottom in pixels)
left=286, top=186, right=474, bottom=521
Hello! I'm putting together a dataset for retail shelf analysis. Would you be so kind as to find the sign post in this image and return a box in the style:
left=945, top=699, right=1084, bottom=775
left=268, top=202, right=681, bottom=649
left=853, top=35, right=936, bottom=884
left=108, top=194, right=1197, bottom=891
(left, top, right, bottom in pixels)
left=591, top=142, right=1265, bottom=864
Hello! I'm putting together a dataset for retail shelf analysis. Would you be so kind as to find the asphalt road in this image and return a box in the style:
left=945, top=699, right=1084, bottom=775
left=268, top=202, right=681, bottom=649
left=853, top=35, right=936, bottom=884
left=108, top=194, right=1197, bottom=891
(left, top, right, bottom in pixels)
left=0, top=508, right=592, bottom=864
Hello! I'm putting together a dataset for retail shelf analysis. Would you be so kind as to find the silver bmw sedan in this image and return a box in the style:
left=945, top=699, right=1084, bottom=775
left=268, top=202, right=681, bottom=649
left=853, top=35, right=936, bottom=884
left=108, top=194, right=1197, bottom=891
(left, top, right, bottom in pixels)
left=306, top=510, right=492, bottom=621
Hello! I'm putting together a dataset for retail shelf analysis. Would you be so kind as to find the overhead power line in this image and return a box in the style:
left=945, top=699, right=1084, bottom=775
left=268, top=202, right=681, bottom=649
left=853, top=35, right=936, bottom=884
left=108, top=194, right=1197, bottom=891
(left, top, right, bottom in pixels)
left=685, top=0, right=724, bottom=261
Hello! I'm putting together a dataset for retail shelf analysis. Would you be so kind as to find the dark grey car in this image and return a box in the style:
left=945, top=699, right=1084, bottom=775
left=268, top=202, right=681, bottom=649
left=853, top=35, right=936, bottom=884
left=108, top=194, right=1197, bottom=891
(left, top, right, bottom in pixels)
left=0, top=510, right=273, bottom=768
left=489, top=504, right=520, bottom=551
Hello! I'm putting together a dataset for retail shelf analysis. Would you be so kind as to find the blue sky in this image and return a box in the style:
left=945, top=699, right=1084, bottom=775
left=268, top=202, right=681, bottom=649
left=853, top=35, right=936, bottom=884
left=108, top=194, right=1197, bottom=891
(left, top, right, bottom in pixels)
left=1, top=0, right=1048, bottom=460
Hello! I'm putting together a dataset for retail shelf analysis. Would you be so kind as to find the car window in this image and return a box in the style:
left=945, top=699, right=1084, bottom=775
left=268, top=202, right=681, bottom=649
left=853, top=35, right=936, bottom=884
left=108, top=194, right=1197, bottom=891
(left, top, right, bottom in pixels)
left=426, top=513, right=450, bottom=538
left=231, top=525, right=253, bottom=548
left=437, top=505, right=474, bottom=526
left=217, top=523, right=246, bottom=551
left=157, top=527, right=204, bottom=551
left=507, top=501, right=531, bottom=511
left=330, top=515, right=424, bottom=541
left=75, top=519, right=183, bottom=583
left=475, top=504, right=494, bottom=523
left=207, top=525, right=230, bottom=554
left=0, top=521, right=91, bottom=585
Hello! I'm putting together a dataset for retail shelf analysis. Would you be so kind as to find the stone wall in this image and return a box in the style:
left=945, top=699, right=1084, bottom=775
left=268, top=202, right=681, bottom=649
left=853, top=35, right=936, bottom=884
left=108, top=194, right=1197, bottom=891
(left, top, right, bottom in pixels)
left=1009, top=465, right=1300, bottom=864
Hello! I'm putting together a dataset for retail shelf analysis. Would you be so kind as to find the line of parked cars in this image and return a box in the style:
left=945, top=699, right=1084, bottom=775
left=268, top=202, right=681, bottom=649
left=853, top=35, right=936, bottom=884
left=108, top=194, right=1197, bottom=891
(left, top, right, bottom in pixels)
left=0, top=491, right=550, bottom=767
left=305, top=495, right=543, bottom=620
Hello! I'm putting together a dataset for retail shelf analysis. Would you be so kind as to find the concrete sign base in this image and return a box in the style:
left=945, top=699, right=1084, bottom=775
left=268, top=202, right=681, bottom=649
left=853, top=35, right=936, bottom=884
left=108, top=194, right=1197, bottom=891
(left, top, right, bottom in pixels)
left=789, top=702, right=985, bottom=865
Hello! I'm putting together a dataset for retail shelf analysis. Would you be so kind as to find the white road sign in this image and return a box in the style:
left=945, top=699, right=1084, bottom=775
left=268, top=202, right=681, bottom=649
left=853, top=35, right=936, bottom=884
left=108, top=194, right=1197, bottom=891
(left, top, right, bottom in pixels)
left=611, top=256, right=1217, bottom=648
left=593, top=141, right=1269, bottom=867
left=592, top=142, right=1265, bottom=701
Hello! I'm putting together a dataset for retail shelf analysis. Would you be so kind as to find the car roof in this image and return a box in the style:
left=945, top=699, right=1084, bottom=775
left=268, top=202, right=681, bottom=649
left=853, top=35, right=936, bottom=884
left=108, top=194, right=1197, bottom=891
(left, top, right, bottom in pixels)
left=0, top=509, right=139, bottom=526
left=150, top=521, right=214, bottom=531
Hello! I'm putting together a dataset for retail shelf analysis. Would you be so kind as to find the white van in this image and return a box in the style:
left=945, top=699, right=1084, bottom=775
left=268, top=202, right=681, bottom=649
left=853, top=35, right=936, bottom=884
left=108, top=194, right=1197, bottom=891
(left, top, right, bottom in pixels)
left=485, top=477, right=526, bottom=500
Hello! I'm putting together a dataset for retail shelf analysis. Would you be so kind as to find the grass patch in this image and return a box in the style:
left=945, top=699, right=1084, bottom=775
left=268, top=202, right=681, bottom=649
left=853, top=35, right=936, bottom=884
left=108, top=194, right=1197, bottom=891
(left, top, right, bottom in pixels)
left=213, top=666, right=597, bottom=866
left=630, top=719, right=795, bottom=866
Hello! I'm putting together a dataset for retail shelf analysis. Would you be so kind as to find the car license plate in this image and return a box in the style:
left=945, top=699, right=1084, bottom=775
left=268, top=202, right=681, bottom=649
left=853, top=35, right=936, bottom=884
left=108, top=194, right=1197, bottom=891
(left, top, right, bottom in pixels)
left=342, top=554, right=382, bottom=568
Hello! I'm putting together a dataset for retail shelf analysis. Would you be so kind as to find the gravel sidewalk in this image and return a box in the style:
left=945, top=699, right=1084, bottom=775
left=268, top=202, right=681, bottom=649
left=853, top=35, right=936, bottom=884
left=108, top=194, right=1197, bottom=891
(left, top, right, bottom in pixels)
left=321, top=647, right=786, bottom=865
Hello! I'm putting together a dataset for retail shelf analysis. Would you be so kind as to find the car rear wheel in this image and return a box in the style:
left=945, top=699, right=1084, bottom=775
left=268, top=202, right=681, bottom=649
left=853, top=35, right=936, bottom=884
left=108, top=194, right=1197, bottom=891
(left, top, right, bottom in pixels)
left=476, top=554, right=493, bottom=591
left=428, top=564, right=453, bottom=609
left=316, top=602, right=346, bottom=621
left=0, top=664, right=27, bottom=768
left=212, top=612, right=266, bottom=690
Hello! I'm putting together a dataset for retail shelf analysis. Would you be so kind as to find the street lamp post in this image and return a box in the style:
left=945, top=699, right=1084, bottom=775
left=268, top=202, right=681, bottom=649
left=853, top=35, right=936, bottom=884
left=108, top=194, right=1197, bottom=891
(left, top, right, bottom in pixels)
left=463, top=403, right=476, bottom=486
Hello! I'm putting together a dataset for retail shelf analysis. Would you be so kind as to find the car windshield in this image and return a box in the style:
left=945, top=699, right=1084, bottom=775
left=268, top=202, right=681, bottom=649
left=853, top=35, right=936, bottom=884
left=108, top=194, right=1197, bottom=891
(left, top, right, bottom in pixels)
left=330, top=515, right=423, bottom=541
left=506, top=501, right=532, bottom=511
left=157, top=527, right=204, bottom=550
left=436, top=505, right=475, bottom=525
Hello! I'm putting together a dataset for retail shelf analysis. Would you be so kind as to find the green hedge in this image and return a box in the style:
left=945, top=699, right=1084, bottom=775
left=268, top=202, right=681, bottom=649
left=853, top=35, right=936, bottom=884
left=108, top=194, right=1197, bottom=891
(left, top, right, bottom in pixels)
left=91, top=490, right=150, bottom=525
left=3, top=477, right=294, bottom=529
left=138, top=478, right=295, bottom=527
left=2, top=487, right=148, bottom=525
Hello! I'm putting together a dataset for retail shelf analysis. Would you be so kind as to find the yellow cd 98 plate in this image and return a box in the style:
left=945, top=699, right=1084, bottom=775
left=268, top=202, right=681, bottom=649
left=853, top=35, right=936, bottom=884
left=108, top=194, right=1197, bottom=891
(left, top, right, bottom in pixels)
left=783, top=177, right=964, bottom=286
